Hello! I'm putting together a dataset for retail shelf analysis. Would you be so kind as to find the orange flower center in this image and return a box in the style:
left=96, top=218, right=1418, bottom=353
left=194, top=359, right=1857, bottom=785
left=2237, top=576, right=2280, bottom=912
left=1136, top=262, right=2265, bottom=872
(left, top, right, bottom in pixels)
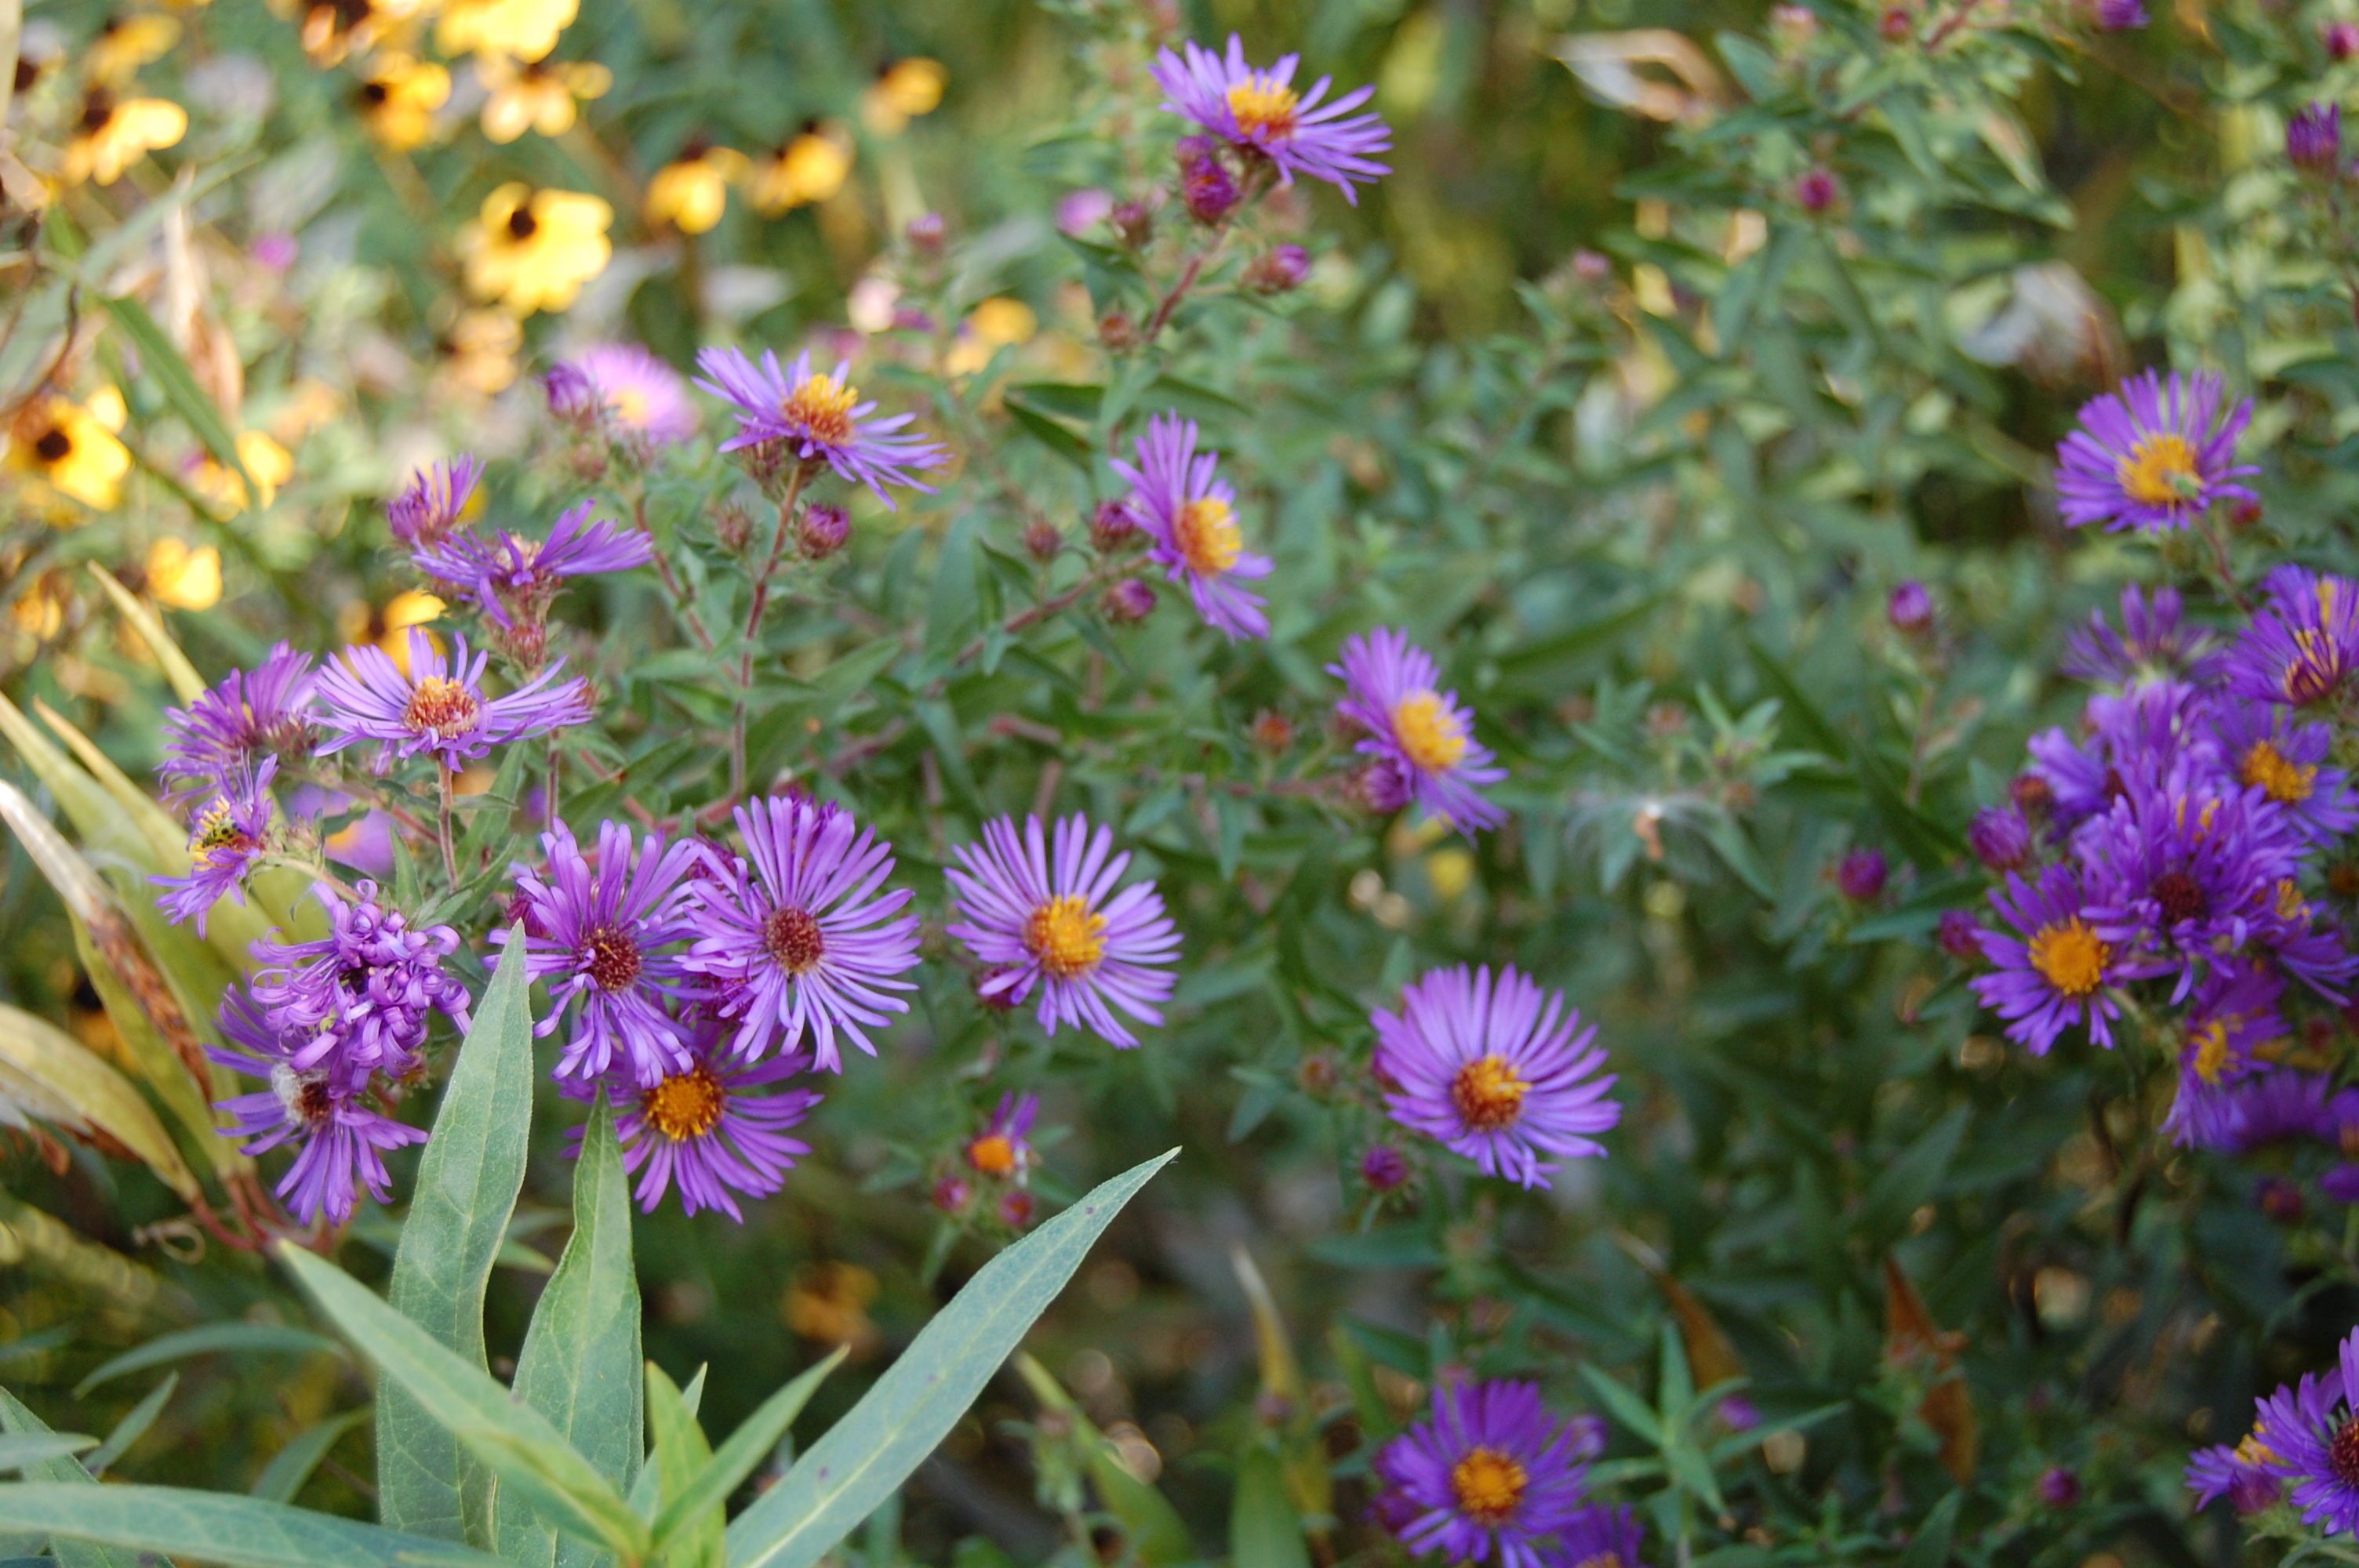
left=2115, top=432, right=2203, bottom=509
left=2242, top=739, right=2317, bottom=804
left=2027, top=918, right=2107, bottom=996
left=1392, top=690, right=1467, bottom=773
left=1450, top=1054, right=1528, bottom=1131
left=1448, top=1446, right=1528, bottom=1526
left=967, top=1133, right=1018, bottom=1177
left=642, top=1064, right=726, bottom=1142
left=1226, top=75, right=1301, bottom=141
left=1173, top=496, right=1242, bottom=575
left=782, top=373, right=858, bottom=445
left=1024, top=895, right=1107, bottom=979
left=403, top=676, right=483, bottom=739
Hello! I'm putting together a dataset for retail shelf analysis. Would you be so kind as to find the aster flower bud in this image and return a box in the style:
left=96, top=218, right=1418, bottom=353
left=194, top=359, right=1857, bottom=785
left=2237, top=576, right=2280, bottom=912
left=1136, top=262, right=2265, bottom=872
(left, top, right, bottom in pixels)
left=1354, top=757, right=1414, bottom=814
left=740, top=435, right=792, bottom=492
left=798, top=503, right=850, bottom=560
left=544, top=361, right=600, bottom=426
left=1937, top=907, right=1985, bottom=960
left=2232, top=497, right=2264, bottom=530
left=1968, top=806, right=2032, bottom=870
left=932, top=1173, right=973, bottom=1214
left=1360, top=1145, right=1409, bottom=1192
left=1110, top=198, right=1155, bottom=249
left=2328, top=20, right=2359, bottom=57
left=1835, top=847, right=1888, bottom=902
left=2010, top=772, right=2053, bottom=820
left=711, top=501, right=755, bottom=554
left=1099, top=310, right=1139, bottom=350
left=1880, top=6, right=1914, bottom=40
left=906, top=212, right=946, bottom=250
left=1090, top=499, right=1140, bottom=551
left=2290, top=102, right=2343, bottom=173
left=1242, top=243, right=1311, bottom=293
left=1103, top=578, right=1156, bottom=623
left=2038, top=1467, right=2081, bottom=1508
left=1795, top=167, right=1841, bottom=213
left=1297, top=1050, right=1341, bottom=1095
left=1718, top=1396, right=1761, bottom=1434
left=972, top=965, right=1023, bottom=1011
left=2258, top=1175, right=2306, bottom=1222
left=1023, top=520, right=1063, bottom=561
left=1572, top=249, right=1612, bottom=282
left=1251, top=709, right=1294, bottom=752
left=997, top=1188, right=1036, bottom=1229
left=1178, top=138, right=1240, bottom=226
left=1888, top=580, right=1932, bottom=632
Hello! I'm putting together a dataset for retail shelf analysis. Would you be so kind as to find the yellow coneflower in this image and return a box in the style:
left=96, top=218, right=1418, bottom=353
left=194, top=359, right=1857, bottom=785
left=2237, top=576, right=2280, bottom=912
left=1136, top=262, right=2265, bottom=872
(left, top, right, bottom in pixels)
left=62, top=90, right=188, bottom=186
left=459, top=183, right=612, bottom=315
left=442, top=309, right=523, bottom=394
left=297, top=0, right=434, bottom=67
left=475, top=55, right=609, bottom=143
left=861, top=56, right=945, bottom=135
left=190, top=431, right=296, bottom=514
left=354, top=53, right=450, bottom=149
left=747, top=124, right=852, bottom=215
left=87, top=13, right=183, bottom=85
left=8, top=393, right=133, bottom=515
left=436, top=0, right=576, bottom=62
left=944, top=296, right=1038, bottom=376
left=645, top=140, right=749, bottom=234
left=144, top=537, right=223, bottom=611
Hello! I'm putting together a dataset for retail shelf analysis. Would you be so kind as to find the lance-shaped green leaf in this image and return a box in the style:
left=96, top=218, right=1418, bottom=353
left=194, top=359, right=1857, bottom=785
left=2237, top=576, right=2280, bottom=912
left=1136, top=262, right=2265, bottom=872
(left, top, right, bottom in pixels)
left=251, top=1410, right=372, bottom=1505
left=94, top=294, right=255, bottom=503
left=499, top=1094, right=643, bottom=1568
left=378, top=927, right=536, bottom=1544
left=724, top=1149, right=1177, bottom=1568
left=0, top=1483, right=509, bottom=1568
left=75, top=1323, right=346, bottom=1396
left=84, top=1374, right=177, bottom=1477
left=649, top=1351, right=843, bottom=1563
left=0, top=1385, right=165, bottom=1568
left=276, top=1245, right=652, bottom=1564
left=0, top=1004, right=198, bottom=1203
left=1229, top=1448, right=1310, bottom=1568
left=85, top=565, right=208, bottom=703
left=0, top=1436, right=97, bottom=1473
left=643, top=1365, right=719, bottom=1568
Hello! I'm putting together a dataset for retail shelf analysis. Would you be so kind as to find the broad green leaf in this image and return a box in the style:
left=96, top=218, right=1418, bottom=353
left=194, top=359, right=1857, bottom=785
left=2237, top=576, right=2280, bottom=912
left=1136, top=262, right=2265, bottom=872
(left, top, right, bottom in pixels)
left=499, top=1094, right=643, bottom=1568
left=0, top=1004, right=198, bottom=1203
left=94, top=294, right=255, bottom=503
left=85, top=1374, right=176, bottom=1477
left=644, top=1363, right=721, bottom=1568
left=725, top=1149, right=1178, bottom=1568
left=0, top=1483, right=507, bottom=1568
left=86, top=565, right=207, bottom=702
left=0, top=1385, right=159, bottom=1568
left=251, top=1410, right=372, bottom=1505
left=1228, top=1449, right=1309, bottom=1568
left=649, top=1351, right=841, bottom=1563
left=75, top=1324, right=346, bottom=1396
left=277, top=1245, right=651, bottom=1564
left=0, top=1437, right=97, bottom=1472
left=379, top=927, right=536, bottom=1545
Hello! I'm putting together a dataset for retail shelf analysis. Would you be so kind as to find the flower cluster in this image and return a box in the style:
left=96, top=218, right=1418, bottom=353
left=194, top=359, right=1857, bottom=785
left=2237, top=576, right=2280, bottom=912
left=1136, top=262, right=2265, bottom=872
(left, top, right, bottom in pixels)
left=1370, top=1380, right=1630, bottom=1568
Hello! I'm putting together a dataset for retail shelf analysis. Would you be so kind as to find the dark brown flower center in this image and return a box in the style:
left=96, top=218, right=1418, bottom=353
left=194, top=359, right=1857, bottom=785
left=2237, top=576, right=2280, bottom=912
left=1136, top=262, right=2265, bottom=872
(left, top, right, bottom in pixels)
left=2153, top=869, right=2207, bottom=926
left=295, top=1077, right=333, bottom=1123
left=359, top=79, right=389, bottom=106
left=507, top=205, right=540, bottom=241
left=580, top=927, right=642, bottom=992
left=761, top=906, right=826, bottom=973
left=2332, top=1417, right=2359, bottom=1486
left=34, top=426, right=72, bottom=463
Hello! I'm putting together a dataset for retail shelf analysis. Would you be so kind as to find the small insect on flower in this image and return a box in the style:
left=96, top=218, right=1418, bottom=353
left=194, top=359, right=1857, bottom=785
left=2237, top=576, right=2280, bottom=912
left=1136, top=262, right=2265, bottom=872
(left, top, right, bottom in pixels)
left=1372, top=964, right=1619, bottom=1190
left=313, top=627, right=593, bottom=774
left=460, top=183, right=614, bottom=317
left=945, top=814, right=1182, bottom=1050
left=156, top=760, right=278, bottom=935
left=1968, top=865, right=2125, bottom=1054
left=2055, top=368, right=2256, bottom=535
left=683, top=794, right=922, bottom=1072
left=1329, top=626, right=1508, bottom=833
left=1108, top=412, right=1272, bottom=640
left=1150, top=34, right=1391, bottom=202
left=965, top=1092, right=1040, bottom=1181
left=583, top=1033, right=823, bottom=1221
left=693, top=347, right=948, bottom=506
left=1370, top=1380, right=1593, bottom=1568
left=2229, top=565, right=2359, bottom=710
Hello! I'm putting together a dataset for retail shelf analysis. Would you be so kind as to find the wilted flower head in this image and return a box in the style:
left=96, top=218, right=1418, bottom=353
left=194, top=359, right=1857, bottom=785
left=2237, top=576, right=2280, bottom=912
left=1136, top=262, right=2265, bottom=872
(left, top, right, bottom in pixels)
left=2055, top=368, right=2256, bottom=534
left=1151, top=35, right=1391, bottom=202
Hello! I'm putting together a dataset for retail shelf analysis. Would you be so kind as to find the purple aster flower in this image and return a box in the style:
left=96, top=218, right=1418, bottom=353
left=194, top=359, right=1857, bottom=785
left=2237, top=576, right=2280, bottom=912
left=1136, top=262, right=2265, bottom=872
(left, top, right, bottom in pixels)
left=2189, top=1425, right=2289, bottom=1515
left=249, top=882, right=471, bottom=1091
left=1887, top=580, right=1932, bottom=632
left=2292, top=102, right=2343, bottom=172
left=1150, top=35, right=1391, bottom=203
left=2209, top=698, right=2359, bottom=844
left=2255, top=1327, right=2359, bottom=1534
left=2060, top=584, right=2225, bottom=688
left=1969, top=866, right=2125, bottom=1054
left=944, top=813, right=1182, bottom=1050
left=1556, top=1504, right=1645, bottom=1566
left=683, top=795, right=922, bottom=1072
left=387, top=454, right=485, bottom=550
left=209, top=986, right=427, bottom=1225
left=1370, top=1380, right=1589, bottom=1568
left=414, top=502, right=656, bottom=630
left=691, top=347, right=948, bottom=506
left=2161, top=964, right=2285, bottom=1148
left=1372, top=964, right=1619, bottom=1190
left=156, top=758, right=277, bottom=935
left=2079, top=765, right=2296, bottom=1000
left=2025, top=681, right=2215, bottom=829
left=2222, top=1069, right=2357, bottom=1152
left=1968, top=807, right=2032, bottom=871
left=2055, top=369, right=2255, bottom=534
left=314, top=628, right=593, bottom=775
left=2037, top=1468, right=2081, bottom=1508
left=2095, top=0, right=2148, bottom=28
left=1107, top=412, right=1272, bottom=641
left=1330, top=627, right=1507, bottom=834
left=965, top=1091, right=1039, bottom=1181
left=580, top=1030, right=822, bottom=1221
left=555, top=343, right=698, bottom=445
left=1836, top=847, right=1888, bottom=902
left=493, top=820, right=706, bottom=1087
left=2252, top=878, right=2359, bottom=1000
left=2228, top=564, right=2359, bottom=709
left=158, top=644, right=318, bottom=804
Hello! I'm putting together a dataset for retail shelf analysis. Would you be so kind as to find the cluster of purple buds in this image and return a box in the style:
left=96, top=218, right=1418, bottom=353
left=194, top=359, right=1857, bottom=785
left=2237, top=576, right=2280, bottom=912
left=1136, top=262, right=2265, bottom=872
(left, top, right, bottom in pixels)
left=1177, top=135, right=1241, bottom=226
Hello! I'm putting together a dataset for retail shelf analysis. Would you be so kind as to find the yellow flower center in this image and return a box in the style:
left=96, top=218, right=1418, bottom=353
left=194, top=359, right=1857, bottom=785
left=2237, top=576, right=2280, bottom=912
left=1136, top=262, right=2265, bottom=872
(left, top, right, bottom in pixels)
left=782, top=374, right=858, bottom=446
left=2241, top=739, right=2317, bottom=804
left=402, top=676, right=483, bottom=739
left=2026, top=917, right=2108, bottom=997
left=2237, top=1432, right=2280, bottom=1467
left=2191, top=1022, right=2231, bottom=1083
left=642, top=1064, right=726, bottom=1142
left=967, top=1133, right=1018, bottom=1177
left=2277, top=878, right=2310, bottom=921
left=2286, top=591, right=2346, bottom=703
left=1173, top=496, right=1242, bottom=576
left=1450, top=1054, right=1528, bottom=1131
left=1226, top=75, right=1301, bottom=141
left=1392, top=690, right=1468, bottom=773
left=2115, top=432, right=2204, bottom=509
left=609, top=383, right=652, bottom=427
left=1024, top=895, right=1107, bottom=979
left=1447, top=1446, right=1528, bottom=1526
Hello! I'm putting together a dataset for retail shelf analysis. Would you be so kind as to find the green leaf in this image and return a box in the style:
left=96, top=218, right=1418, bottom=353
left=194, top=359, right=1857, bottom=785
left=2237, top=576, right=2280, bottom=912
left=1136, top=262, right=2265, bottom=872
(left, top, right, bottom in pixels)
left=1227, top=1449, right=1309, bottom=1568
left=85, top=1374, right=176, bottom=1477
left=1577, top=1364, right=1663, bottom=1445
left=499, top=1094, right=644, bottom=1568
left=1004, top=383, right=1104, bottom=421
left=1009, top=1356, right=1190, bottom=1566
left=0, top=1437, right=97, bottom=1473
left=1859, top=1107, right=1971, bottom=1243
left=724, top=1149, right=1179, bottom=1568
left=277, top=1246, right=652, bottom=1564
left=644, top=1364, right=720, bottom=1568
left=0, top=1484, right=510, bottom=1568
left=1002, top=402, right=1096, bottom=474
left=379, top=930, right=537, bottom=1545
left=1897, top=1486, right=1961, bottom=1568
left=93, top=295, right=253, bottom=505
left=650, top=1351, right=841, bottom=1563
left=0, top=1382, right=162, bottom=1568
left=251, top=1410, right=372, bottom=1505
left=75, top=1324, right=347, bottom=1397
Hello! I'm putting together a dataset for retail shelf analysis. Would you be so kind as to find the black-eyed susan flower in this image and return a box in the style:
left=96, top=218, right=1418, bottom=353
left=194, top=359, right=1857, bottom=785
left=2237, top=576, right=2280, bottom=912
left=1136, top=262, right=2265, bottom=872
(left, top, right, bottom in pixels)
left=87, top=13, right=183, bottom=86
left=354, top=53, right=449, bottom=149
left=747, top=124, right=852, bottom=215
left=62, top=89, right=187, bottom=186
left=645, top=139, right=749, bottom=234
left=862, top=56, right=945, bottom=134
left=8, top=391, right=133, bottom=514
left=476, top=55, right=609, bottom=143
left=459, top=183, right=612, bottom=316
left=296, top=0, right=431, bottom=67
left=190, top=431, right=296, bottom=516
left=436, top=0, right=577, bottom=62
